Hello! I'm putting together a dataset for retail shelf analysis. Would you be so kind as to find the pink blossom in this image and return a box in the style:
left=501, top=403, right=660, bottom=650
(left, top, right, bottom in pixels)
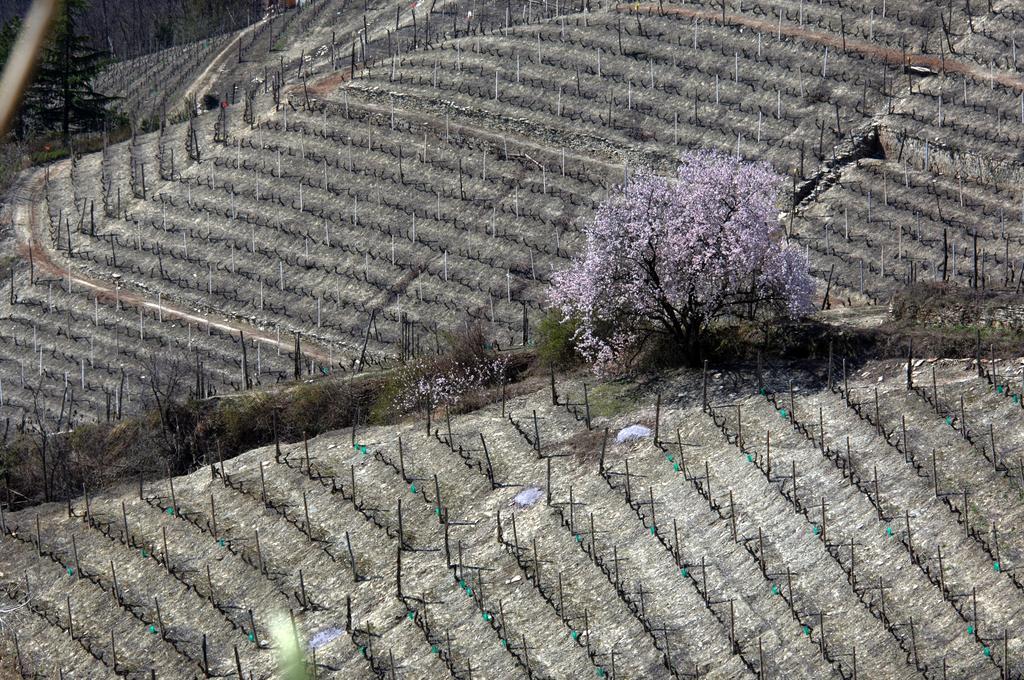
left=550, top=150, right=814, bottom=373
left=395, top=356, right=510, bottom=411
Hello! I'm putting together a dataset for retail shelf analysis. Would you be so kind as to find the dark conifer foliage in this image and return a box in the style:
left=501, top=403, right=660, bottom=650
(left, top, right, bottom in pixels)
left=21, top=0, right=114, bottom=147
left=0, top=0, right=259, bottom=61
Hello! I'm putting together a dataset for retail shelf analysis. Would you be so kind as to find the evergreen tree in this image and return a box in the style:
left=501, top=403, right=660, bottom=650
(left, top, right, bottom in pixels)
left=25, top=0, right=112, bottom=147
left=0, top=15, right=21, bottom=66
left=1, top=16, right=25, bottom=140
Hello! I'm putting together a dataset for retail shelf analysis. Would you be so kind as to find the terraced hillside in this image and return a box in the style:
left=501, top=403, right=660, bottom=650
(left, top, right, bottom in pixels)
left=5, top=0, right=1024, bottom=430
left=2, top=0, right=1015, bottom=430
left=3, top=1, right=1024, bottom=675
left=2, top=357, right=1023, bottom=677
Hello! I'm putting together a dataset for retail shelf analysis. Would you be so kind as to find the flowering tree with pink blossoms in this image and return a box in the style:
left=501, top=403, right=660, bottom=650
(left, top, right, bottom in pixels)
left=550, top=150, right=815, bottom=373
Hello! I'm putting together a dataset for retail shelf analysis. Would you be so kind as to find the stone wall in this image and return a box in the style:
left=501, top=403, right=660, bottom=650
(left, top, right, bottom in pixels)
left=890, top=283, right=1024, bottom=331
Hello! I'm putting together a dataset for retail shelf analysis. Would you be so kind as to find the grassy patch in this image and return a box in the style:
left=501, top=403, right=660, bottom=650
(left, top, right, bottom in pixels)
left=368, top=371, right=406, bottom=425
left=586, top=382, right=634, bottom=419
left=0, top=344, right=535, bottom=509
left=30, top=147, right=69, bottom=164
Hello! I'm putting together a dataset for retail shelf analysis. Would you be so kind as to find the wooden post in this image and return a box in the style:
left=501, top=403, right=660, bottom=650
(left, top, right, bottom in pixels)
left=976, top=329, right=983, bottom=377
left=843, top=358, right=849, bottom=400
left=481, top=434, right=495, bottom=488
left=397, top=498, right=405, bottom=548
left=703, top=460, right=710, bottom=502
left=255, top=529, right=266, bottom=575
left=110, top=629, right=118, bottom=672
left=154, top=596, right=166, bottom=640
left=960, top=395, right=967, bottom=440
left=874, top=465, right=883, bottom=520
left=350, top=465, right=357, bottom=505
left=396, top=546, right=403, bottom=599
left=433, top=474, right=443, bottom=523
left=206, top=564, right=215, bottom=604
left=874, top=388, right=881, bottom=435
left=240, top=331, right=251, bottom=390
left=648, top=486, right=656, bottom=533
left=791, top=460, right=798, bottom=511
left=210, top=495, right=218, bottom=540
left=820, top=497, right=827, bottom=543
left=346, top=531, right=358, bottom=580
left=71, top=534, right=80, bottom=579
left=599, top=427, right=608, bottom=473
left=654, top=393, right=661, bottom=445
left=937, top=545, right=946, bottom=595
left=273, top=410, right=281, bottom=462
left=909, top=616, right=919, bottom=668
left=679, top=430, right=688, bottom=477
left=299, top=569, right=309, bottom=610
left=110, top=559, right=121, bottom=604
left=66, top=595, right=74, bottom=639
left=202, top=633, right=209, bottom=677
left=901, top=416, right=909, bottom=463
left=583, top=383, right=592, bottom=430
left=626, top=459, right=633, bottom=503
left=990, top=423, right=998, bottom=471
left=1003, top=629, right=1009, bottom=680
left=546, top=456, right=552, bottom=506
left=729, top=491, right=737, bottom=542
left=161, top=526, right=170, bottom=568
left=303, top=492, right=312, bottom=537
left=789, top=380, right=796, bottom=421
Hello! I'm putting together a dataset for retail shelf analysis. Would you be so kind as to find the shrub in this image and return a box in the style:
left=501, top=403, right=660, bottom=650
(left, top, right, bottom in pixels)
left=382, top=323, right=512, bottom=417
left=394, top=354, right=510, bottom=414
left=536, top=310, right=582, bottom=369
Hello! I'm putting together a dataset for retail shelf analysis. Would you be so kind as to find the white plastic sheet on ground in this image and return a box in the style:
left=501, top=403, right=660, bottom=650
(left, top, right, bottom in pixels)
left=512, top=486, right=544, bottom=508
left=616, top=424, right=652, bottom=443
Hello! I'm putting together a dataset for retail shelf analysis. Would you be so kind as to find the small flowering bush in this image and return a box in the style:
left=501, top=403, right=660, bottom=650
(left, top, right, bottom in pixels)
left=550, top=150, right=814, bottom=374
left=376, top=324, right=513, bottom=419
left=396, top=355, right=510, bottom=412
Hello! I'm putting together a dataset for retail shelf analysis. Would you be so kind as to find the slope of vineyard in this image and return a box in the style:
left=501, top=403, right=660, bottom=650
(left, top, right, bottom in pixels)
left=5, top=0, right=1024, bottom=429
left=3, top=357, right=1023, bottom=677
left=2, top=0, right=1015, bottom=428
left=3, top=0, right=1024, bottom=675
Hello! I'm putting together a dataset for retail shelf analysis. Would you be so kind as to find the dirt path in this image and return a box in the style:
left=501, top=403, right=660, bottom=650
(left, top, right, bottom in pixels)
left=183, top=17, right=269, bottom=110
left=10, top=160, right=334, bottom=363
left=621, top=3, right=1024, bottom=92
